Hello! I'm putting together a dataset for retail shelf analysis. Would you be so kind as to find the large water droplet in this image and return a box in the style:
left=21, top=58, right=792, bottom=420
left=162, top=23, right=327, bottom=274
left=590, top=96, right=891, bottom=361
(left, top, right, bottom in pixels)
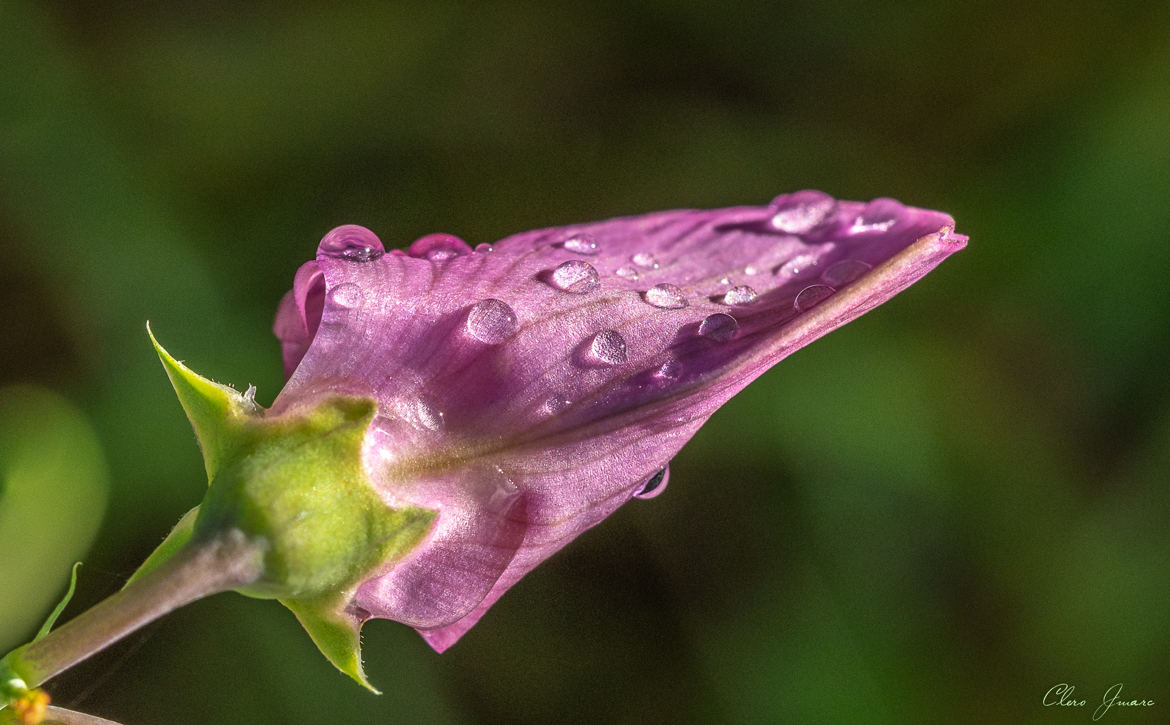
left=589, top=329, right=628, bottom=365
left=466, top=298, right=518, bottom=344
left=541, top=394, right=571, bottom=416
left=409, top=233, right=472, bottom=261
left=821, top=259, right=871, bottom=286
left=631, top=252, right=659, bottom=269
left=769, top=190, right=837, bottom=234
left=699, top=313, right=738, bottom=341
left=644, top=283, right=688, bottom=309
left=794, top=284, right=834, bottom=311
left=560, top=234, right=600, bottom=256
left=633, top=466, right=670, bottom=500
left=327, top=283, right=364, bottom=308
left=723, top=285, right=758, bottom=306
left=850, top=198, right=903, bottom=233
left=615, top=266, right=640, bottom=281
left=415, top=399, right=445, bottom=431
left=550, top=260, right=600, bottom=294
left=318, top=225, right=386, bottom=262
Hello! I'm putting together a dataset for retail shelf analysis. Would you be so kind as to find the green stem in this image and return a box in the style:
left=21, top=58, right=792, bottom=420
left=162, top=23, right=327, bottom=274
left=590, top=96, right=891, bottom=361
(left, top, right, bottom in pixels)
left=2, top=529, right=265, bottom=689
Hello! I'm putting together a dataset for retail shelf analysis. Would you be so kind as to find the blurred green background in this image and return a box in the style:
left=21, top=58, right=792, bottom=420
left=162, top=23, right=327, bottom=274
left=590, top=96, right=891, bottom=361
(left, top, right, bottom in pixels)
left=2, top=1, right=1168, bottom=723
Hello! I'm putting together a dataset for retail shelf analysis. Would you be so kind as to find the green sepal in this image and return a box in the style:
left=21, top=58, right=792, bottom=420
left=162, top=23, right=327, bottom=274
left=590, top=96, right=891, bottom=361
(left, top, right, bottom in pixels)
left=125, top=506, right=199, bottom=587
left=148, top=323, right=260, bottom=482
left=282, top=593, right=377, bottom=693
left=32, top=562, right=80, bottom=642
left=151, top=332, right=438, bottom=689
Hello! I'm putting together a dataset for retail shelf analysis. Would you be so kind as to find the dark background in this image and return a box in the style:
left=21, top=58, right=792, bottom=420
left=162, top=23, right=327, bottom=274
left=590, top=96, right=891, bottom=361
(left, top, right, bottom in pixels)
left=2, top=2, right=1168, bottom=723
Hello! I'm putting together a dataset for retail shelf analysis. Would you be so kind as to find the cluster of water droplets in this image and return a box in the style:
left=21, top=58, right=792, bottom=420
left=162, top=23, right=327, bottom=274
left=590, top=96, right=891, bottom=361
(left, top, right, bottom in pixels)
left=318, top=225, right=386, bottom=262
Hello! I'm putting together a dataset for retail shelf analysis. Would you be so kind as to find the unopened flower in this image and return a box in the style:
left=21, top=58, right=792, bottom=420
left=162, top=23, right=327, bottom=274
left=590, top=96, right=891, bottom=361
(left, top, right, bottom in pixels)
left=267, top=192, right=965, bottom=660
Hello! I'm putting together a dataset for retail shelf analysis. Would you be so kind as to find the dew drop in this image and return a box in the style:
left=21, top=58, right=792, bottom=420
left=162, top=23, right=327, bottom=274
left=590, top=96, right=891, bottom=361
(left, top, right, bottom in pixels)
left=794, top=284, right=835, bottom=311
left=466, top=298, right=518, bottom=344
left=327, top=283, right=364, bottom=308
left=615, top=266, right=640, bottom=281
left=744, top=264, right=760, bottom=276
left=550, top=260, right=600, bottom=294
left=560, top=234, right=600, bottom=256
left=718, top=276, right=731, bottom=286
left=633, top=466, right=670, bottom=500
left=409, top=233, right=472, bottom=261
left=644, top=283, right=688, bottom=309
left=318, top=225, right=386, bottom=262
left=589, top=329, right=628, bottom=365
left=821, top=259, right=871, bottom=286
left=699, top=313, right=738, bottom=342
left=631, top=252, right=659, bottom=269
left=654, top=359, right=683, bottom=382
left=850, top=198, right=903, bottom=233
left=475, top=243, right=495, bottom=253
left=415, top=399, right=445, bottom=431
left=541, top=394, right=571, bottom=416
left=769, top=190, right=837, bottom=234
left=723, top=285, right=758, bottom=306
left=781, top=253, right=819, bottom=277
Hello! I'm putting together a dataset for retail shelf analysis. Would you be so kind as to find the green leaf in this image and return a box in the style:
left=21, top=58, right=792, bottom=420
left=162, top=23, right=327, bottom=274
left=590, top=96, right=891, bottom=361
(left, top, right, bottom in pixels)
left=282, top=594, right=378, bottom=693
left=32, top=563, right=81, bottom=642
left=148, top=324, right=260, bottom=482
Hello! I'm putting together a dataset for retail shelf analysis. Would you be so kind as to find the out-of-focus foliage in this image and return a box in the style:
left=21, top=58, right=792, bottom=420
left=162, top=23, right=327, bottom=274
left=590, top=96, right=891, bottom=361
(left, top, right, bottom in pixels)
left=1, top=1, right=1168, bottom=723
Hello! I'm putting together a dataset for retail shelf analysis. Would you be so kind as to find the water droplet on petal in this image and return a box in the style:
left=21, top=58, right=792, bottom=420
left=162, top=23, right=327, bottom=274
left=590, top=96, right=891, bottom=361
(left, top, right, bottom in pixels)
left=781, top=253, right=819, bottom=277
left=541, top=394, right=571, bottom=416
left=821, top=259, right=871, bottom=286
left=550, top=260, right=600, bottom=294
left=644, top=283, right=688, bottom=309
left=794, top=284, right=835, bottom=311
left=475, top=243, right=495, bottom=253
left=327, top=283, right=364, bottom=308
left=850, top=198, right=903, bottom=233
left=723, top=285, right=758, bottom=306
left=415, top=399, right=445, bottom=431
left=409, top=233, right=472, bottom=261
left=718, top=276, right=731, bottom=286
left=744, top=264, right=760, bottom=276
left=633, top=466, right=670, bottom=500
left=318, top=225, right=386, bottom=262
left=615, top=266, right=640, bottom=281
left=699, top=313, right=738, bottom=341
left=654, top=359, right=683, bottom=381
left=466, top=298, right=518, bottom=343
left=589, top=329, right=628, bottom=365
left=631, top=252, right=659, bottom=269
left=560, top=233, right=600, bottom=256
left=769, top=190, right=837, bottom=234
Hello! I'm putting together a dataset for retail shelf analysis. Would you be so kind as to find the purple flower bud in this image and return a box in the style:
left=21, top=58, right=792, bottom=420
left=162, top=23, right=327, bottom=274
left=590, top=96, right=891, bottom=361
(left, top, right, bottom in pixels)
left=272, top=193, right=965, bottom=651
